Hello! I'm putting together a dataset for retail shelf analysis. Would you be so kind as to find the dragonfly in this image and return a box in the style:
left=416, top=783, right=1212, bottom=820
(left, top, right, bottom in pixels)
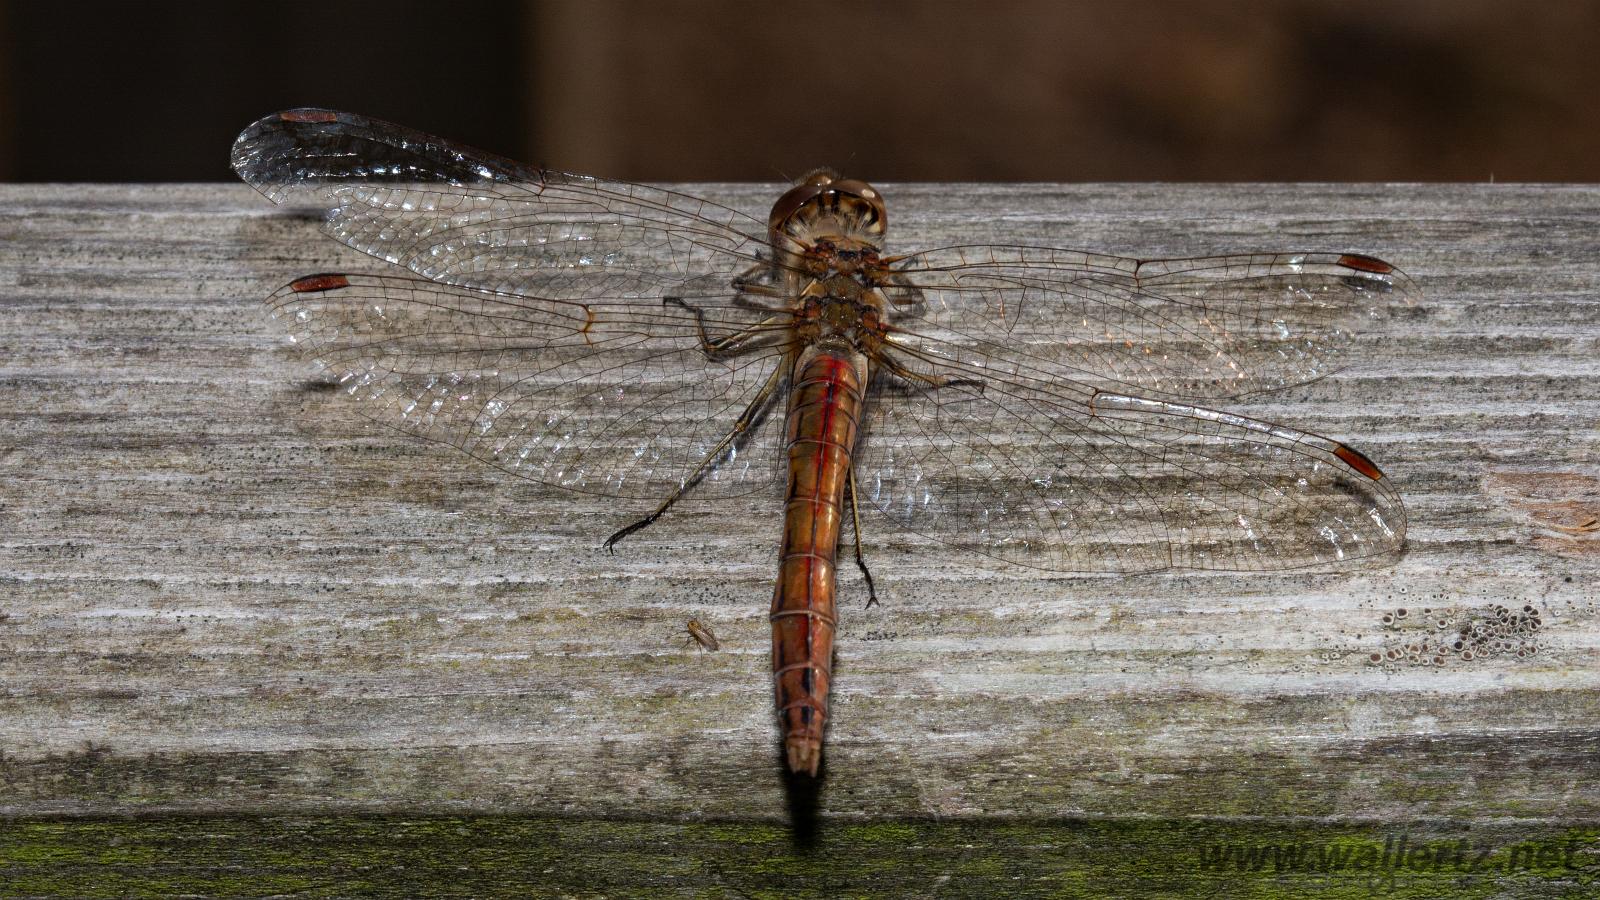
left=232, top=109, right=1410, bottom=777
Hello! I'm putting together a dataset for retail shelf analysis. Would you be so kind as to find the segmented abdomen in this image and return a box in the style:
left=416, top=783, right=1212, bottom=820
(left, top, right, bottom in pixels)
left=771, top=350, right=865, bottom=776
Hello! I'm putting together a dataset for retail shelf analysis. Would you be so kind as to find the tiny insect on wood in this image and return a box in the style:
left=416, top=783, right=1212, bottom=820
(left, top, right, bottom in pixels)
left=685, top=619, right=720, bottom=652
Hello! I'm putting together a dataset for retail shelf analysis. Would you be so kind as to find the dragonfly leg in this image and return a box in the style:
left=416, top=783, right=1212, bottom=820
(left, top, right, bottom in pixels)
left=733, top=281, right=791, bottom=301
left=877, top=345, right=986, bottom=393
left=846, top=463, right=879, bottom=608
left=879, top=268, right=926, bottom=307
left=733, top=259, right=804, bottom=303
left=731, top=258, right=779, bottom=290
left=732, top=257, right=771, bottom=280
left=663, top=297, right=788, bottom=356
left=604, top=360, right=786, bottom=551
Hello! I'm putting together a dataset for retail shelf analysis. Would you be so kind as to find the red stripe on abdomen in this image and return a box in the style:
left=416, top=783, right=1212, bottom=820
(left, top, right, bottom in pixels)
left=771, top=351, right=865, bottom=776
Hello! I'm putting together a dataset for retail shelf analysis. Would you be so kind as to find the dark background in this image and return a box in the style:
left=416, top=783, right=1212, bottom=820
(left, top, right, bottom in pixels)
left=3, top=0, right=1599, bottom=183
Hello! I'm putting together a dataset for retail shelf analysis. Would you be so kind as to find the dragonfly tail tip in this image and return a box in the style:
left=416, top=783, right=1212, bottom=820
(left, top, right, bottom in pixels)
left=786, top=740, right=822, bottom=777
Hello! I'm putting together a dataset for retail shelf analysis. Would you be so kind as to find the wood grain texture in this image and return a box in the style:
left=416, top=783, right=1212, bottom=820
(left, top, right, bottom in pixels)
left=1, top=183, right=1596, bottom=830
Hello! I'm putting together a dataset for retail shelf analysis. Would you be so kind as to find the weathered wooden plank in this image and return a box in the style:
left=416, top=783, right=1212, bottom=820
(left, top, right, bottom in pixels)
left=0, top=183, right=1596, bottom=833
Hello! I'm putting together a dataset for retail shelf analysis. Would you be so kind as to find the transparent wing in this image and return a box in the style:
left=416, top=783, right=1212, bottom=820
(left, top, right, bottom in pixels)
left=233, top=108, right=1409, bottom=569
left=231, top=108, right=777, bottom=303
left=234, top=108, right=800, bottom=501
left=888, top=247, right=1416, bottom=399
left=268, top=272, right=790, bottom=500
left=857, top=248, right=1412, bottom=573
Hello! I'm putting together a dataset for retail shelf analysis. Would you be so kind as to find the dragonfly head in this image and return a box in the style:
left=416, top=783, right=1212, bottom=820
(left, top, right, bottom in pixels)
left=768, top=168, right=888, bottom=252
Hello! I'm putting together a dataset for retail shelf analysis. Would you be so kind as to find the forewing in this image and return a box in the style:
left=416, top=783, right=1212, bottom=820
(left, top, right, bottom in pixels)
left=888, top=247, right=1416, bottom=399
left=858, top=246, right=1410, bottom=573
left=268, top=272, right=789, bottom=501
left=235, top=109, right=795, bottom=501
left=231, top=108, right=776, bottom=302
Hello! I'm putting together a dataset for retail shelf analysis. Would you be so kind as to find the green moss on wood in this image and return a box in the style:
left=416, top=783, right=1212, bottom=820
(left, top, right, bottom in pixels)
left=0, top=815, right=1592, bottom=898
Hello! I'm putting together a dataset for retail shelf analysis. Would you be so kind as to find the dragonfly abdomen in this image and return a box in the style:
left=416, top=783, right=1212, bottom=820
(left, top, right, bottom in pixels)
left=771, top=349, right=866, bottom=777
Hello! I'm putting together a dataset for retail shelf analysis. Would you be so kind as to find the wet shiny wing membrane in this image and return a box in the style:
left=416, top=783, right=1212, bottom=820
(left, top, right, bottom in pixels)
left=858, top=249, right=1412, bottom=572
left=234, top=109, right=791, bottom=500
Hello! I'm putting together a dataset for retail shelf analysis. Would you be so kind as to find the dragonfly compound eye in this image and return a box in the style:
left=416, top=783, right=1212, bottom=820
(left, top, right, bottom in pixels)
left=767, top=176, right=888, bottom=239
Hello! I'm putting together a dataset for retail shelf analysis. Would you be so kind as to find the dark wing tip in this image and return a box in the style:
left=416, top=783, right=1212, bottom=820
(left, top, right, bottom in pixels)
left=230, top=107, right=542, bottom=203
left=232, top=109, right=352, bottom=199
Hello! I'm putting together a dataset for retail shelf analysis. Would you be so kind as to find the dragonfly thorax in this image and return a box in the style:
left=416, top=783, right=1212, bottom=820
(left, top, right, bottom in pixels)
left=794, top=275, right=888, bottom=355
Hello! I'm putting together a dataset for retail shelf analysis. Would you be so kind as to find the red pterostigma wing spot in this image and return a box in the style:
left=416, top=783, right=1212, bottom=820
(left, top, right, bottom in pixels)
left=1334, top=443, right=1386, bottom=481
left=1337, top=253, right=1395, bottom=275
left=289, top=273, right=350, bottom=293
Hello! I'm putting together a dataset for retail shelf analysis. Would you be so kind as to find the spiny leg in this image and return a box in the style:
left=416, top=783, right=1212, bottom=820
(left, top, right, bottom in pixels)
left=604, top=360, right=786, bottom=551
left=878, top=266, right=926, bottom=308
left=732, top=257, right=773, bottom=285
left=877, top=343, right=987, bottom=393
left=663, top=296, right=787, bottom=355
left=845, top=342, right=980, bottom=605
left=846, top=462, right=879, bottom=608
left=732, top=281, right=792, bottom=301
left=732, top=254, right=809, bottom=303
left=731, top=257, right=781, bottom=293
